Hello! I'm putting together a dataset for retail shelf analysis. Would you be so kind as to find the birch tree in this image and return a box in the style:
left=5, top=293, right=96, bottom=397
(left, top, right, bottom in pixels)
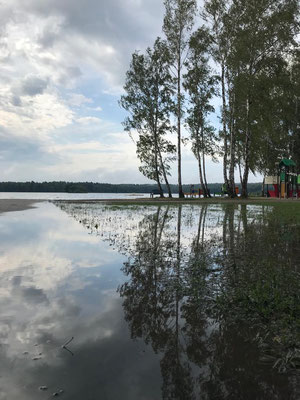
left=120, top=38, right=176, bottom=197
left=227, top=0, right=299, bottom=196
left=184, top=27, right=219, bottom=198
left=203, top=0, right=299, bottom=197
left=163, top=0, right=197, bottom=198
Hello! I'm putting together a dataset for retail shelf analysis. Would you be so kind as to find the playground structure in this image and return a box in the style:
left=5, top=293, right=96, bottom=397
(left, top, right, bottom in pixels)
left=184, top=188, right=203, bottom=198
left=184, top=185, right=213, bottom=198
left=265, top=159, right=300, bottom=198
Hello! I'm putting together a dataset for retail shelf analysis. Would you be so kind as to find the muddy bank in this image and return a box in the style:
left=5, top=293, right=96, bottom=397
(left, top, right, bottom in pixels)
left=0, top=199, right=43, bottom=215
left=53, top=196, right=300, bottom=206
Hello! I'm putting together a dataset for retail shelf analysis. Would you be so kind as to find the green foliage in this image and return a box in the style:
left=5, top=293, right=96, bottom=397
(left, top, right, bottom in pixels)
left=203, top=0, right=300, bottom=196
left=184, top=26, right=219, bottom=164
left=163, top=0, right=197, bottom=198
left=214, top=203, right=300, bottom=371
left=119, top=0, right=300, bottom=194
left=163, top=0, right=197, bottom=59
left=120, top=38, right=176, bottom=191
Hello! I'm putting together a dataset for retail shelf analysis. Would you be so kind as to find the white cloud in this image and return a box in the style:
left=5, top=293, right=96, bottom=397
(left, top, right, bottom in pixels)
left=0, top=0, right=248, bottom=184
left=0, top=0, right=166, bottom=182
left=0, top=89, right=74, bottom=136
left=76, top=116, right=102, bottom=125
left=68, top=93, right=93, bottom=107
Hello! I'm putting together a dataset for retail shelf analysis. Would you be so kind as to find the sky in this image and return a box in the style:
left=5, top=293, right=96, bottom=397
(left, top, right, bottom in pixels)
left=0, top=0, right=260, bottom=184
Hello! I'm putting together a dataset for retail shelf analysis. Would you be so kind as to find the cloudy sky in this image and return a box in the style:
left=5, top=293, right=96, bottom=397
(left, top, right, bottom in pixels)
left=0, top=0, right=259, bottom=184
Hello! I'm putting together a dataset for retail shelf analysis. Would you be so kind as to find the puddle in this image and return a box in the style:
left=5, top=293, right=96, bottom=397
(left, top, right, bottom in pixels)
left=0, top=201, right=299, bottom=399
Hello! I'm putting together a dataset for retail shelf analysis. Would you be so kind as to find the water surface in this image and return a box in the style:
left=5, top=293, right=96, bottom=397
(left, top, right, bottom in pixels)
left=0, top=192, right=149, bottom=200
left=0, top=201, right=299, bottom=399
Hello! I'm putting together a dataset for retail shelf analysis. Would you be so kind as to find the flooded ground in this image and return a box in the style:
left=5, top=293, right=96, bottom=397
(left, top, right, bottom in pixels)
left=0, top=201, right=299, bottom=399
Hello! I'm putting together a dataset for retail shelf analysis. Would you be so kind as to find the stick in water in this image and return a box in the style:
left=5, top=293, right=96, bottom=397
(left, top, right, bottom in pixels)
left=61, top=336, right=74, bottom=348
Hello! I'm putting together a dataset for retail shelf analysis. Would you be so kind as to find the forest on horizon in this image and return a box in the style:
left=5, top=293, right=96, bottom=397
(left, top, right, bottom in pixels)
left=0, top=181, right=262, bottom=194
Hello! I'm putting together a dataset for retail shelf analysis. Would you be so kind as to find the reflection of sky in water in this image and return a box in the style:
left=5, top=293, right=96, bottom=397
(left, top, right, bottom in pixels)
left=0, top=203, right=161, bottom=400
left=0, top=201, right=297, bottom=400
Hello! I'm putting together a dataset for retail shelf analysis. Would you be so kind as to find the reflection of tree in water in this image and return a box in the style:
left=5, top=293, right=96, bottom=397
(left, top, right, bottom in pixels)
left=119, top=206, right=194, bottom=400
left=58, top=202, right=300, bottom=399
left=118, top=204, right=300, bottom=400
left=119, top=207, right=172, bottom=349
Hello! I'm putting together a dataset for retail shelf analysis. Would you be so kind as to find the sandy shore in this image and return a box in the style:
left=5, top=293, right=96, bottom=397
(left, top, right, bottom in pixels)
left=0, top=199, right=43, bottom=215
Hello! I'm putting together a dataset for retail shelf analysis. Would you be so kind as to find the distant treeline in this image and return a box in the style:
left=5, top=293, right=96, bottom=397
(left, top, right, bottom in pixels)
left=0, top=181, right=262, bottom=195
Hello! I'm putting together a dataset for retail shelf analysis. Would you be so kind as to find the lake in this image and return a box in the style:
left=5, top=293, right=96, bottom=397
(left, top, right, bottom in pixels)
left=0, top=192, right=151, bottom=200
left=0, top=201, right=299, bottom=399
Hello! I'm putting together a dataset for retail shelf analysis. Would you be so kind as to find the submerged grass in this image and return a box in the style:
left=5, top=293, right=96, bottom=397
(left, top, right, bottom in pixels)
left=56, top=199, right=300, bottom=373
left=214, top=203, right=300, bottom=372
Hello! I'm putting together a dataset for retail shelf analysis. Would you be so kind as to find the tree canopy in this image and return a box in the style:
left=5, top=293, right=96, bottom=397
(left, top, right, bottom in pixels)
left=120, top=0, right=300, bottom=197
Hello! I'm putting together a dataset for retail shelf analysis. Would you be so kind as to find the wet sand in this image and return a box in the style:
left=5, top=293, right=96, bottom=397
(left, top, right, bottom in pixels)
left=0, top=199, right=43, bottom=215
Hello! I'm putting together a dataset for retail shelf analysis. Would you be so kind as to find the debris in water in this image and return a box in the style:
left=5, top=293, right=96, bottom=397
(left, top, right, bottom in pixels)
left=62, top=336, right=74, bottom=356
left=61, top=337, right=74, bottom=348
left=52, top=390, right=64, bottom=397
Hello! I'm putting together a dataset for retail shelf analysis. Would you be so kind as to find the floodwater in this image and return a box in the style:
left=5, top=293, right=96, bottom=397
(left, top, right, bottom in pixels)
left=0, top=201, right=299, bottom=399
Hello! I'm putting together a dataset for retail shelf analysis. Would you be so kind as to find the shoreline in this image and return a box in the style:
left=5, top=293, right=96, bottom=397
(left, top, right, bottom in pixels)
left=0, top=199, right=43, bottom=215
left=53, top=197, right=300, bottom=205
left=0, top=197, right=298, bottom=215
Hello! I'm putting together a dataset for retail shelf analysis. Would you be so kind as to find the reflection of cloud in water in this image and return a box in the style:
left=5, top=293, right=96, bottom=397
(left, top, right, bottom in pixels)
left=57, top=201, right=299, bottom=399
left=0, top=204, right=121, bottom=293
left=0, top=201, right=297, bottom=400
left=0, top=290, right=160, bottom=400
left=0, top=202, right=162, bottom=399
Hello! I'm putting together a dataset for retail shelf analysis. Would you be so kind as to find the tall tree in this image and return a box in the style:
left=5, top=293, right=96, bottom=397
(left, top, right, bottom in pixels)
left=227, top=0, right=299, bottom=197
left=284, top=49, right=300, bottom=167
left=204, top=0, right=299, bottom=197
left=184, top=27, right=219, bottom=198
left=203, top=0, right=231, bottom=193
left=120, top=38, right=176, bottom=197
left=163, top=0, right=197, bottom=198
